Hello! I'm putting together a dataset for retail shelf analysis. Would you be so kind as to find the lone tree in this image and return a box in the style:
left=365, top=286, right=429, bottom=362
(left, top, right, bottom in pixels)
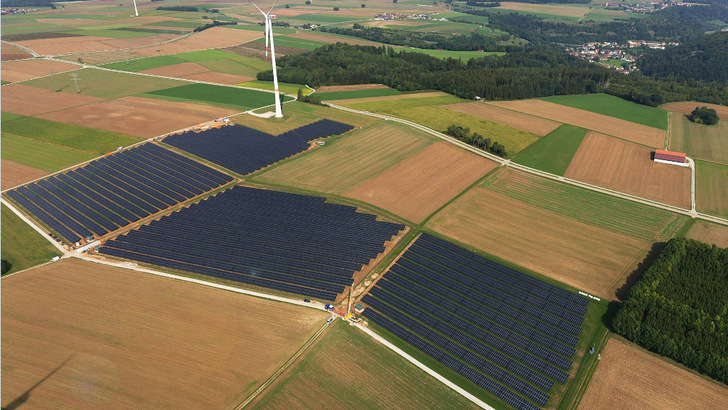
left=689, top=106, right=720, bottom=125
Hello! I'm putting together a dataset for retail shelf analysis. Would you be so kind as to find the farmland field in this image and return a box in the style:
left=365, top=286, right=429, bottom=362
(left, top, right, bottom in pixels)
left=488, top=99, right=666, bottom=147
left=579, top=338, right=728, bottom=409
left=565, top=132, right=691, bottom=208
left=402, top=48, right=504, bottom=61
left=316, top=84, right=391, bottom=93
left=250, top=320, right=479, bottom=409
left=1, top=204, right=61, bottom=275
left=317, top=88, right=401, bottom=101
left=541, top=94, right=668, bottom=130
left=1, top=116, right=140, bottom=155
left=444, top=102, right=561, bottom=136
left=1, top=258, right=330, bottom=408
left=332, top=91, right=450, bottom=106
left=255, top=122, right=435, bottom=193
left=495, top=2, right=589, bottom=18
left=1, top=133, right=96, bottom=172
left=238, top=80, right=313, bottom=96
left=144, top=83, right=292, bottom=111
left=232, top=101, right=380, bottom=134
left=695, top=161, right=728, bottom=218
left=668, top=113, right=728, bottom=165
left=1, top=160, right=47, bottom=189
left=686, top=220, right=728, bottom=248
left=513, top=125, right=587, bottom=176
left=0, top=59, right=79, bottom=83
left=1, top=84, right=104, bottom=116
left=22, top=68, right=184, bottom=99
left=344, top=142, right=498, bottom=223
left=662, top=101, right=728, bottom=121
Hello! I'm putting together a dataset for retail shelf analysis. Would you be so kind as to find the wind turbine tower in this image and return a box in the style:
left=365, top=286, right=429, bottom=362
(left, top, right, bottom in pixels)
left=251, top=1, right=283, bottom=118
left=132, top=0, right=139, bottom=17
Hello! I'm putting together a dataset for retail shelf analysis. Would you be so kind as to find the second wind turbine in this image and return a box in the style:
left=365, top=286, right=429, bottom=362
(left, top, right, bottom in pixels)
left=251, top=0, right=283, bottom=118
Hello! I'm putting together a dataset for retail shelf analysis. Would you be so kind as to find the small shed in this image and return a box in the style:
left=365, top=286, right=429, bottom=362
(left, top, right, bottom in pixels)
left=654, top=149, right=688, bottom=167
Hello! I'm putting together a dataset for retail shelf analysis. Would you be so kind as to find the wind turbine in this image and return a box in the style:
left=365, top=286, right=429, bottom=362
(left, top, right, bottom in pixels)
left=250, top=0, right=283, bottom=118
left=132, top=0, right=139, bottom=17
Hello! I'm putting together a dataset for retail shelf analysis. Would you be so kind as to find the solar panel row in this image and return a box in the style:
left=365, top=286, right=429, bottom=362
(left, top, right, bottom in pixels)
left=100, top=186, right=404, bottom=301
left=163, top=119, right=354, bottom=176
left=362, top=234, right=591, bottom=409
left=6, top=144, right=232, bottom=243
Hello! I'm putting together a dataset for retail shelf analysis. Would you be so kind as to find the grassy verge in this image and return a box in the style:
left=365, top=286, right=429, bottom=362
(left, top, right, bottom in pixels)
left=1, top=204, right=61, bottom=276
left=513, top=125, right=587, bottom=176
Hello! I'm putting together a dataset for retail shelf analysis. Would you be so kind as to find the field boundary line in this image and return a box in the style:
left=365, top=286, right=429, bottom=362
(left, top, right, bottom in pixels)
left=0, top=198, right=67, bottom=254
left=1, top=39, right=40, bottom=57
left=0, top=260, right=56, bottom=279
left=355, top=323, right=494, bottom=410
left=235, top=318, right=333, bottom=409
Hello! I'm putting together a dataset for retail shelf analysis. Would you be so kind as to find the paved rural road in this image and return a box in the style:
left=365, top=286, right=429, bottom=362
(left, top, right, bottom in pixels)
left=355, top=323, right=495, bottom=410
left=328, top=104, right=726, bottom=227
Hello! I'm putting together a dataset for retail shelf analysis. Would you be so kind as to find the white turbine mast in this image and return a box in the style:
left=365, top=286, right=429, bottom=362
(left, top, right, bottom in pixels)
left=250, top=0, right=283, bottom=118
left=132, top=0, right=139, bottom=17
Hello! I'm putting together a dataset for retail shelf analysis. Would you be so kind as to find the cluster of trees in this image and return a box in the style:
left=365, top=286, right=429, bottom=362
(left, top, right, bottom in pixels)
left=638, top=32, right=728, bottom=84
left=446, top=125, right=507, bottom=157
left=466, top=1, right=501, bottom=7
left=606, top=73, right=728, bottom=106
left=296, top=88, right=323, bottom=105
left=319, top=24, right=512, bottom=52
left=204, top=8, right=219, bottom=13
left=156, top=5, right=197, bottom=12
left=689, top=106, right=720, bottom=125
left=194, top=20, right=237, bottom=32
left=613, top=238, right=728, bottom=384
left=1, top=260, right=11, bottom=276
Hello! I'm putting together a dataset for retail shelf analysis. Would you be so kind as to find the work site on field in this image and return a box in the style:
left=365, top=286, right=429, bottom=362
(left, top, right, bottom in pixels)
left=2, top=0, right=728, bottom=409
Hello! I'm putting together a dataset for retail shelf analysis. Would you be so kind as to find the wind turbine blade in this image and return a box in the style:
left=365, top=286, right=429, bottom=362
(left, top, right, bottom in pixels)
left=249, top=1, right=265, bottom=15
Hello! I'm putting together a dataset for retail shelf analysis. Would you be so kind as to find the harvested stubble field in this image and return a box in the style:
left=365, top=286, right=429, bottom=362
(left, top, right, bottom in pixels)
left=444, top=102, right=561, bottom=137
left=256, top=122, right=434, bottom=193
left=249, top=320, right=478, bottom=409
left=695, top=161, right=728, bottom=218
left=686, top=220, right=728, bottom=248
left=488, top=100, right=666, bottom=148
left=579, top=338, right=728, bottom=410
left=133, top=27, right=262, bottom=57
left=0, top=84, right=103, bottom=116
left=1, top=42, right=32, bottom=61
left=39, top=96, right=239, bottom=138
left=1, top=59, right=80, bottom=83
left=0, top=159, right=47, bottom=190
left=22, top=68, right=184, bottom=99
left=566, top=132, right=691, bottom=208
left=662, top=101, right=728, bottom=121
left=669, top=113, right=728, bottom=165
left=0, top=204, right=61, bottom=274
left=1, top=258, right=329, bottom=409
left=16, top=35, right=138, bottom=56
left=345, top=142, right=498, bottom=223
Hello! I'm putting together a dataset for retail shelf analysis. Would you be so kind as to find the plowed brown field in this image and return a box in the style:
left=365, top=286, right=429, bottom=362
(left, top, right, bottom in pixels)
left=662, top=101, right=728, bottom=121
left=1, top=84, right=103, bottom=116
left=1, top=258, right=329, bottom=409
left=488, top=100, right=665, bottom=147
left=1, top=159, right=47, bottom=189
left=1, top=59, right=79, bottom=83
left=1, top=42, right=31, bottom=61
left=444, top=102, right=560, bottom=136
left=686, top=220, right=728, bottom=248
left=345, top=142, right=498, bottom=223
left=565, top=132, right=691, bottom=208
left=427, top=188, right=646, bottom=298
left=579, top=338, right=728, bottom=410
left=38, top=96, right=238, bottom=138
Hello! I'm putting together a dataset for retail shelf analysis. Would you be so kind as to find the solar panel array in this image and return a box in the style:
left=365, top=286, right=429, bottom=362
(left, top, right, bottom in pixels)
left=362, top=234, right=590, bottom=410
left=5, top=144, right=233, bottom=244
left=163, top=119, right=354, bottom=175
left=100, top=186, right=404, bottom=301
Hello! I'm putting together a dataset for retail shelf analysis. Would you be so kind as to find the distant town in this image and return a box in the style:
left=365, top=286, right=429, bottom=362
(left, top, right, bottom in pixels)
left=600, top=1, right=699, bottom=14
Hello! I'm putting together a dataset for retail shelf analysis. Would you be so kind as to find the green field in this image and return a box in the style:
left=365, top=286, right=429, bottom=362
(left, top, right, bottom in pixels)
left=237, top=80, right=313, bottom=96
left=251, top=320, right=479, bottom=409
left=317, top=88, right=401, bottom=101
left=513, top=125, right=587, bottom=175
left=695, top=160, right=728, bottom=218
left=540, top=94, right=669, bottom=130
left=23, top=68, right=184, bottom=99
left=232, top=101, right=380, bottom=134
left=286, top=13, right=364, bottom=24
left=669, top=113, right=728, bottom=165
left=255, top=122, right=434, bottom=193
left=1, top=112, right=23, bottom=122
left=252, top=35, right=327, bottom=51
left=481, top=167, right=686, bottom=241
left=144, top=83, right=292, bottom=111
left=1, top=204, right=62, bottom=276
left=2, top=133, right=96, bottom=172
left=347, top=95, right=538, bottom=156
left=1, top=117, right=140, bottom=155
left=403, top=48, right=504, bottom=61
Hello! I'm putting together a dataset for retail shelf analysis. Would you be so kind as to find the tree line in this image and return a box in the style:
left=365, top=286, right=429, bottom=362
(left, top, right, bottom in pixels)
left=613, top=238, right=728, bottom=384
left=446, top=125, right=507, bottom=157
left=638, top=32, right=728, bottom=84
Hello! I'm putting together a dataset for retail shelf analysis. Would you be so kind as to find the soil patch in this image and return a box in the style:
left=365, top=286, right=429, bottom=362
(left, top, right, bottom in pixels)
left=445, top=102, right=560, bottom=136
left=1, top=83, right=103, bottom=116
left=1, top=159, right=48, bottom=190
left=38, top=96, right=238, bottom=138
left=488, top=99, right=665, bottom=147
left=427, top=188, right=647, bottom=299
left=1, top=258, right=329, bottom=409
left=1, top=59, right=79, bottom=83
left=579, top=338, right=728, bottom=409
left=686, top=220, right=728, bottom=248
left=565, top=132, right=691, bottom=208
left=345, top=142, right=498, bottom=223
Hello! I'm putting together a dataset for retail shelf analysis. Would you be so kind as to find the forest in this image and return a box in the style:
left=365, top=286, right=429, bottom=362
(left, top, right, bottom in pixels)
left=613, top=238, right=728, bottom=384
left=638, top=32, right=728, bottom=84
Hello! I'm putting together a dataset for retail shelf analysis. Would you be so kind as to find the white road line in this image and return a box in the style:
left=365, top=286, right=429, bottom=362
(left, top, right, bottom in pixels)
left=355, top=323, right=495, bottom=410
